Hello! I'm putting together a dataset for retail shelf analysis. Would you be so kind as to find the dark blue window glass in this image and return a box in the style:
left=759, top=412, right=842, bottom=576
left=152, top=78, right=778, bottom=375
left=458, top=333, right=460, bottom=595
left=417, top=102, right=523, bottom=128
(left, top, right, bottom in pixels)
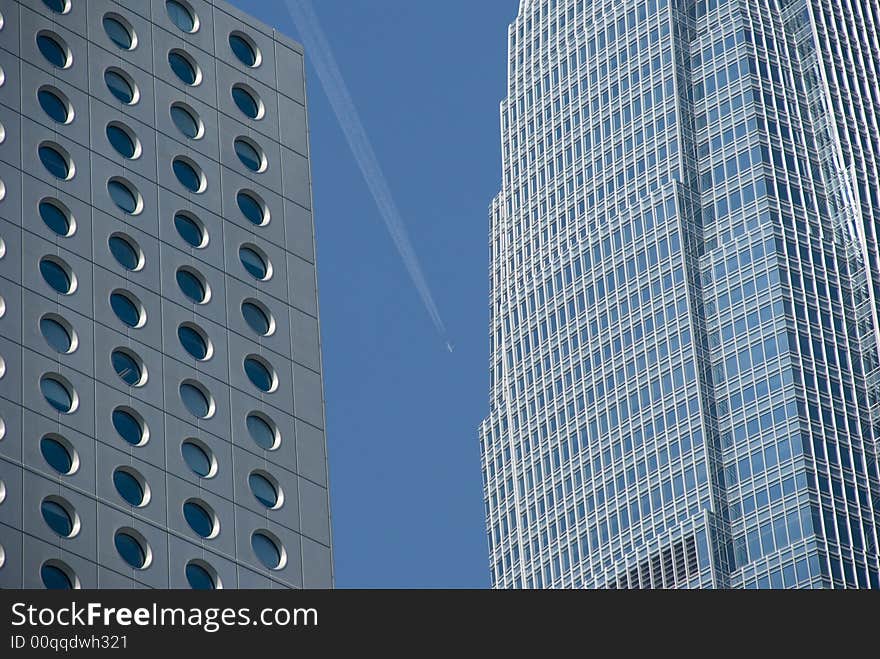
left=41, top=499, right=73, bottom=536
left=166, top=0, right=195, bottom=32
left=180, top=384, right=209, bottom=418
left=40, top=258, right=71, bottom=294
left=246, top=414, right=277, bottom=450
left=244, top=357, right=273, bottom=392
left=105, top=69, right=135, bottom=104
left=113, top=469, right=144, bottom=506
left=234, top=138, right=263, bottom=172
left=111, top=349, right=141, bottom=386
left=115, top=531, right=146, bottom=568
left=249, top=473, right=277, bottom=508
left=110, top=292, right=141, bottom=327
left=42, top=0, right=68, bottom=14
left=108, top=179, right=138, bottom=214
left=242, top=301, right=271, bottom=335
left=229, top=34, right=257, bottom=67
left=170, top=104, right=200, bottom=139
left=39, top=145, right=70, bottom=179
left=41, top=376, right=72, bottom=412
left=239, top=246, right=268, bottom=280
left=168, top=51, right=197, bottom=85
left=40, top=436, right=73, bottom=474
left=112, top=408, right=143, bottom=445
left=40, top=317, right=72, bottom=353
left=181, top=440, right=211, bottom=476
left=173, top=158, right=201, bottom=191
left=109, top=235, right=140, bottom=270
left=178, top=325, right=208, bottom=360
left=103, top=16, right=133, bottom=50
left=232, top=86, right=260, bottom=119
left=237, top=191, right=265, bottom=225
left=183, top=501, right=213, bottom=538
left=174, top=213, right=204, bottom=247
left=176, top=268, right=206, bottom=303
left=38, top=89, right=69, bottom=123
left=40, top=200, right=71, bottom=236
left=41, top=564, right=73, bottom=590
left=185, top=562, right=216, bottom=590
left=251, top=532, right=280, bottom=569
left=37, top=34, right=67, bottom=67
left=107, top=124, right=136, bottom=158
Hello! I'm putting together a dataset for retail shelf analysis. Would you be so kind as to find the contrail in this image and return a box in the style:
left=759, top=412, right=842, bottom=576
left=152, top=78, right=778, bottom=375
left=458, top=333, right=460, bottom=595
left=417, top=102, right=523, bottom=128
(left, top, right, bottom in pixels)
left=283, top=0, right=451, bottom=351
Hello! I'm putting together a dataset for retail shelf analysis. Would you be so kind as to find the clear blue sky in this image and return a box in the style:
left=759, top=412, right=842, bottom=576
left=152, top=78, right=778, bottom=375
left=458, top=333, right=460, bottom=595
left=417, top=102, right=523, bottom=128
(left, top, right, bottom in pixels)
left=230, top=0, right=518, bottom=587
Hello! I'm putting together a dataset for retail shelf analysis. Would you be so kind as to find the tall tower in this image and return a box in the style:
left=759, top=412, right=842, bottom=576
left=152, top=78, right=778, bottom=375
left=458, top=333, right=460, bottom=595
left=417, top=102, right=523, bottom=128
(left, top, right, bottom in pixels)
left=480, top=0, right=880, bottom=588
left=0, top=0, right=332, bottom=588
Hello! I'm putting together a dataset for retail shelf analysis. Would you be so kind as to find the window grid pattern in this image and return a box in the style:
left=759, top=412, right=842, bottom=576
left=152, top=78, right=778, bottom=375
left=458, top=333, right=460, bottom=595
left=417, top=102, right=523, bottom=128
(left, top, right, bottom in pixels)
left=480, top=0, right=880, bottom=590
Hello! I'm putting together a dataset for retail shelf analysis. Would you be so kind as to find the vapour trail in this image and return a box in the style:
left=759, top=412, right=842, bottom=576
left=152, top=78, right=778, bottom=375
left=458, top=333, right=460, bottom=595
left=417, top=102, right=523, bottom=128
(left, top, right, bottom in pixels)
left=283, top=0, right=452, bottom=352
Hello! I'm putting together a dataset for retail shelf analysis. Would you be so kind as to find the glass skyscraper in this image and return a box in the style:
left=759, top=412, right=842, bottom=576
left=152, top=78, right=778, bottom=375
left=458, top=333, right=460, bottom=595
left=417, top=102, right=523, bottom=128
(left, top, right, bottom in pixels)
left=480, top=0, right=880, bottom=588
left=0, top=0, right=332, bottom=589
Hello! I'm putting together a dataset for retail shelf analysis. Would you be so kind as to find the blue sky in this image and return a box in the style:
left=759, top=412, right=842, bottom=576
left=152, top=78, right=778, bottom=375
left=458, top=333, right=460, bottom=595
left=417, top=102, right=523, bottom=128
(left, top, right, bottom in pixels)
left=230, top=0, right=518, bottom=587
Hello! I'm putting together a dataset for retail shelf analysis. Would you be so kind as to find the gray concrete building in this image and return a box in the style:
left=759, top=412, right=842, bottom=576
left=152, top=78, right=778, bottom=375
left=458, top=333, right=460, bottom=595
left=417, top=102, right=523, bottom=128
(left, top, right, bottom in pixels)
left=0, top=0, right=332, bottom=588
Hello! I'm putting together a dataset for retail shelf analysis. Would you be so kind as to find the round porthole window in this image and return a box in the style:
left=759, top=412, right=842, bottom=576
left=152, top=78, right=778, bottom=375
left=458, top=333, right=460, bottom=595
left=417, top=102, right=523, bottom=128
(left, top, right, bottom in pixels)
left=112, top=407, right=148, bottom=446
left=115, top=529, right=151, bottom=569
left=181, top=438, right=216, bottom=478
left=251, top=530, right=285, bottom=570
left=246, top=412, right=280, bottom=451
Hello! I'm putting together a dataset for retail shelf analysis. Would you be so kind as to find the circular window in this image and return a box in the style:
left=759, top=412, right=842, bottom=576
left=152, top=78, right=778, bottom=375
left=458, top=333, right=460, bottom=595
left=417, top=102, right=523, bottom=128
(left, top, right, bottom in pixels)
left=239, top=245, right=272, bottom=280
left=39, top=143, right=74, bottom=180
left=40, top=256, right=75, bottom=295
left=172, top=157, right=205, bottom=193
left=246, top=412, right=280, bottom=450
left=249, top=471, right=281, bottom=509
left=40, top=314, right=76, bottom=354
left=170, top=102, right=203, bottom=140
left=38, top=87, right=72, bottom=124
left=180, top=380, right=213, bottom=419
left=111, top=348, right=146, bottom=387
left=40, top=434, right=78, bottom=476
left=237, top=190, right=268, bottom=226
left=244, top=355, right=277, bottom=393
left=42, top=0, right=71, bottom=14
left=181, top=438, right=215, bottom=478
left=115, top=529, right=150, bottom=569
left=108, top=177, right=142, bottom=215
left=104, top=68, right=138, bottom=105
left=113, top=467, right=149, bottom=507
left=39, top=199, right=74, bottom=237
left=241, top=300, right=274, bottom=336
left=178, top=323, right=211, bottom=361
left=234, top=137, right=267, bottom=173
left=168, top=50, right=200, bottom=86
left=103, top=14, right=136, bottom=50
left=186, top=561, right=219, bottom=589
left=176, top=267, right=209, bottom=304
left=41, top=374, right=76, bottom=413
left=183, top=499, right=218, bottom=538
left=174, top=212, right=206, bottom=248
left=232, top=84, right=263, bottom=120
left=108, top=234, right=143, bottom=271
left=41, top=561, right=77, bottom=590
left=229, top=32, right=260, bottom=67
left=37, top=32, right=71, bottom=69
left=112, top=407, right=147, bottom=446
left=166, top=0, right=198, bottom=33
left=106, top=122, right=140, bottom=160
left=110, top=290, right=145, bottom=328
left=41, top=496, right=79, bottom=538
left=251, top=530, right=284, bottom=570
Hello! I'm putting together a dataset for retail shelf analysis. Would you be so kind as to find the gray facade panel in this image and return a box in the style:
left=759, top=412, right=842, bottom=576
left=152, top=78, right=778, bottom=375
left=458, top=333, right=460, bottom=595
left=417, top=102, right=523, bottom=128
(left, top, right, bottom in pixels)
left=0, top=0, right=332, bottom=590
